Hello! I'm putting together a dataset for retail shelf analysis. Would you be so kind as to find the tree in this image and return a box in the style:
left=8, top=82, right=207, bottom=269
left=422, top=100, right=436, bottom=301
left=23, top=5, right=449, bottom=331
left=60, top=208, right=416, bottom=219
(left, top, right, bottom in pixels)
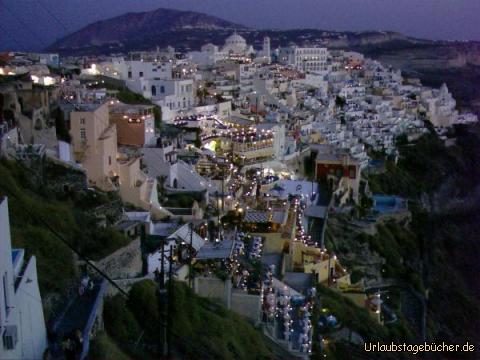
left=157, top=175, right=167, bottom=202
left=194, top=130, right=202, bottom=148
left=196, top=87, right=208, bottom=105
left=103, top=295, right=141, bottom=343
left=127, top=281, right=161, bottom=339
left=335, top=96, right=346, bottom=109
left=53, top=107, right=71, bottom=143
left=153, top=106, right=162, bottom=130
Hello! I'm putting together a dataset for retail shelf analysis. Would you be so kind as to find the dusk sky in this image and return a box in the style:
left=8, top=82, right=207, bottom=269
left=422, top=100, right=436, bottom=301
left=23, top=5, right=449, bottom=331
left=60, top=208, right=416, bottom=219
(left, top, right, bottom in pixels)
left=1, top=0, right=479, bottom=51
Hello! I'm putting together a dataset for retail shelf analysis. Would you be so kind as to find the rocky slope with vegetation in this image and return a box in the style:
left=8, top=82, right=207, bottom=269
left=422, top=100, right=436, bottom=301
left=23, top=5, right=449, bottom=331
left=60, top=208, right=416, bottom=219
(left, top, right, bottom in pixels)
left=0, top=159, right=130, bottom=318
left=369, top=125, right=480, bottom=343
left=316, top=125, right=480, bottom=359
left=48, top=8, right=246, bottom=51
left=99, top=280, right=273, bottom=359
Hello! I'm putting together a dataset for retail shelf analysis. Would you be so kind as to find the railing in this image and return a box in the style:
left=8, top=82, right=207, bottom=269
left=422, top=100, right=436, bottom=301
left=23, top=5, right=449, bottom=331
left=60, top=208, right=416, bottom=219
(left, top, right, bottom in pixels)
left=80, top=279, right=108, bottom=360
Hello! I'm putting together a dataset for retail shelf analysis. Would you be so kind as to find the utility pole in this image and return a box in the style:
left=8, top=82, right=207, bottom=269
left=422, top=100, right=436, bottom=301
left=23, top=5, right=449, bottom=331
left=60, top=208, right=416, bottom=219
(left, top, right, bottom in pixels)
left=157, top=243, right=167, bottom=357
left=189, top=223, right=194, bottom=288
left=216, top=190, right=221, bottom=241
left=167, top=245, right=174, bottom=359
left=221, top=163, right=225, bottom=214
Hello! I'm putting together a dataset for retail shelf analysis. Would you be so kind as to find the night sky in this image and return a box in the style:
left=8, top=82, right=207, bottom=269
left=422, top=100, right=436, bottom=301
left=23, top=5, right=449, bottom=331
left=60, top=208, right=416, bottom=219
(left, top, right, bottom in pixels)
left=1, top=0, right=479, bottom=51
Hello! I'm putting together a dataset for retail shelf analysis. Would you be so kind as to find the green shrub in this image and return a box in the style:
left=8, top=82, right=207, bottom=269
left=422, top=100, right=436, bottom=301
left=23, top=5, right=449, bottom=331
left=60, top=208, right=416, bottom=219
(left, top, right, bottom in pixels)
left=103, top=280, right=272, bottom=359
left=89, top=332, right=131, bottom=360
left=103, top=296, right=142, bottom=344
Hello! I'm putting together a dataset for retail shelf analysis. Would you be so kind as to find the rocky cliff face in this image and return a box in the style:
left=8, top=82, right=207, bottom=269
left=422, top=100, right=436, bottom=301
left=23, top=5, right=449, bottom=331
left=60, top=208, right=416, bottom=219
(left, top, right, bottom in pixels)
left=370, top=43, right=480, bottom=70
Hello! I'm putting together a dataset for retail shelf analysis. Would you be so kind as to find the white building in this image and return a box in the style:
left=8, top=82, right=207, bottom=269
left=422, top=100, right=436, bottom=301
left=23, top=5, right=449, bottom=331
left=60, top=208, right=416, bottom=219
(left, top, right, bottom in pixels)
left=0, top=197, right=48, bottom=360
left=126, top=78, right=195, bottom=122
left=111, top=58, right=173, bottom=81
left=188, top=44, right=226, bottom=67
left=279, top=46, right=329, bottom=72
left=147, top=223, right=205, bottom=274
left=142, top=142, right=215, bottom=193
left=423, top=83, right=458, bottom=127
left=256, top=37, right=271, bottom=64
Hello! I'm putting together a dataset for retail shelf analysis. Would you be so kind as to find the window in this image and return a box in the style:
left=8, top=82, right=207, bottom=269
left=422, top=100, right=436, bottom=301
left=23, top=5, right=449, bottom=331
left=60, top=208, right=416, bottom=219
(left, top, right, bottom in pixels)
left=160, top=86, right=165, bottom=93
left=3, top=272, right=9, bottom=317
left=128, top=71, right=132, bottom=79
left=80, top=118, right=85, bottom=125
left=2, top=325, right=17, bottom=350
left=349, top=167, right=356, bottom=179
left=80, top=128, right=86, bottom=140
left=108, top=156, right=112, bottom=166
left=151, top=85, right=157, bottom=96
left=139, top=71, right=144, bottom=77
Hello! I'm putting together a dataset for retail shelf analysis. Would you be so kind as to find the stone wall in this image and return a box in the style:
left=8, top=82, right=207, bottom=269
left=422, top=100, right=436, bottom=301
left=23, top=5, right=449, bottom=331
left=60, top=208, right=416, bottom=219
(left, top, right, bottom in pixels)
left=193, top=277, right=261, bottom=323
left=94, top=238, right=143, bottom=280
left=230, top=290, right=261, bottom=323
left=194, top=276, right=231, bottom=308
left=105, top=274, right=155, bottom=297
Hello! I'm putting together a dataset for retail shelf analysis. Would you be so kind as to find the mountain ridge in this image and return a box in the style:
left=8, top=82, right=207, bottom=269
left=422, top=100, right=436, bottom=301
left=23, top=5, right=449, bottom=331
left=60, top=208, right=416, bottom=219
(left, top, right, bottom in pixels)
left=48, top=7, right=247, bottom=51
left=48, top=7, right=436, bottom=54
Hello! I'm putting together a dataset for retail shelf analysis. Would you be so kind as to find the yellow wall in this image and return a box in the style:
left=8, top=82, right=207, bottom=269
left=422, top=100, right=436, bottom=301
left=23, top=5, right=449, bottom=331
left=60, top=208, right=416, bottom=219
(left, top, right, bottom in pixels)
left=250, top=232, right=286, bottom=253
left=70, top=103, right=118, bottom=190
left=304, top=259, right=331, bottom=283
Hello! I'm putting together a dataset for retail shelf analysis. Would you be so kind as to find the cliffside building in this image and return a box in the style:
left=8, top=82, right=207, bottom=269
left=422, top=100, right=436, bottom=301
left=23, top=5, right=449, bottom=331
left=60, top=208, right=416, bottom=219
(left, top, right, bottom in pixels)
left=0, top=197, right=47, bottom=360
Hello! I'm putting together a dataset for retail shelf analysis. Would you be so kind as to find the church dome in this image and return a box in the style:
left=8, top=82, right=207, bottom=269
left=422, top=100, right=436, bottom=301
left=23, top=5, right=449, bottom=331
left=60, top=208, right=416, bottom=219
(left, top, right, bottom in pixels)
left=225, top=32, right=247, bottom=46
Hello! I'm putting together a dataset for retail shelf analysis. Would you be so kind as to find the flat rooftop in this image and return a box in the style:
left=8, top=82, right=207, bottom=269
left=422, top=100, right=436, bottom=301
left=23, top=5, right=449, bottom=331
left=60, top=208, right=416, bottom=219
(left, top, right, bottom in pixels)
left=110, top=102, right=154, bottom=114
left=71, top=102, right=105, bottom=112
left=196, top=240, right=235, bottom=260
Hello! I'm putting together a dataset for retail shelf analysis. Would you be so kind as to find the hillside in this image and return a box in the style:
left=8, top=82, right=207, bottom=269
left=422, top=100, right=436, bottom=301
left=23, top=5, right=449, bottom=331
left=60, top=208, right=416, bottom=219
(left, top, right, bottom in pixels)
left=101, top=280, right=274, bottom=359
left=47, top=7, right=246, bottom=51
left=47, top=6, right=433, bottom=55
left=366, top=125, right=480, bottom=347
left=0, top=159, right=129, bottom=320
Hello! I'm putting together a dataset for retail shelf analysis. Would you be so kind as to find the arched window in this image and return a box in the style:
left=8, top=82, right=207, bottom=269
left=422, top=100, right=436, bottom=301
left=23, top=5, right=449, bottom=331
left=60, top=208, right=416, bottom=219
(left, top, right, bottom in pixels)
left=160, top=86, right=165, bottom=93
left=151, top=86, right=156, bottom=96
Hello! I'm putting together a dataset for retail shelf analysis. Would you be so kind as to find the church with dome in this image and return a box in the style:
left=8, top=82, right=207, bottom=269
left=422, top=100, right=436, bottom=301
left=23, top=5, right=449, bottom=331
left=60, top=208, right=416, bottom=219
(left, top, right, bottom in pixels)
left=221, top=32, right=255, bottom=57
left=188, top=32, right=271, bottom=66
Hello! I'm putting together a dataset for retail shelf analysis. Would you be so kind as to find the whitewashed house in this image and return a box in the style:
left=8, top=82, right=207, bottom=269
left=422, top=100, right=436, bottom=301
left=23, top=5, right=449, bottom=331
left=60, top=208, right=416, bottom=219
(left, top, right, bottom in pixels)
left=0, top=197, right=47, bottom=360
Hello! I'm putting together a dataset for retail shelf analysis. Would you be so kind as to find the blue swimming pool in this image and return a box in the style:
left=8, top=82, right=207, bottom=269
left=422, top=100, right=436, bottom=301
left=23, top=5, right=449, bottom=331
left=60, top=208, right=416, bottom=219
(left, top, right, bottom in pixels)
left=373, top=195, right=407, bottom=214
